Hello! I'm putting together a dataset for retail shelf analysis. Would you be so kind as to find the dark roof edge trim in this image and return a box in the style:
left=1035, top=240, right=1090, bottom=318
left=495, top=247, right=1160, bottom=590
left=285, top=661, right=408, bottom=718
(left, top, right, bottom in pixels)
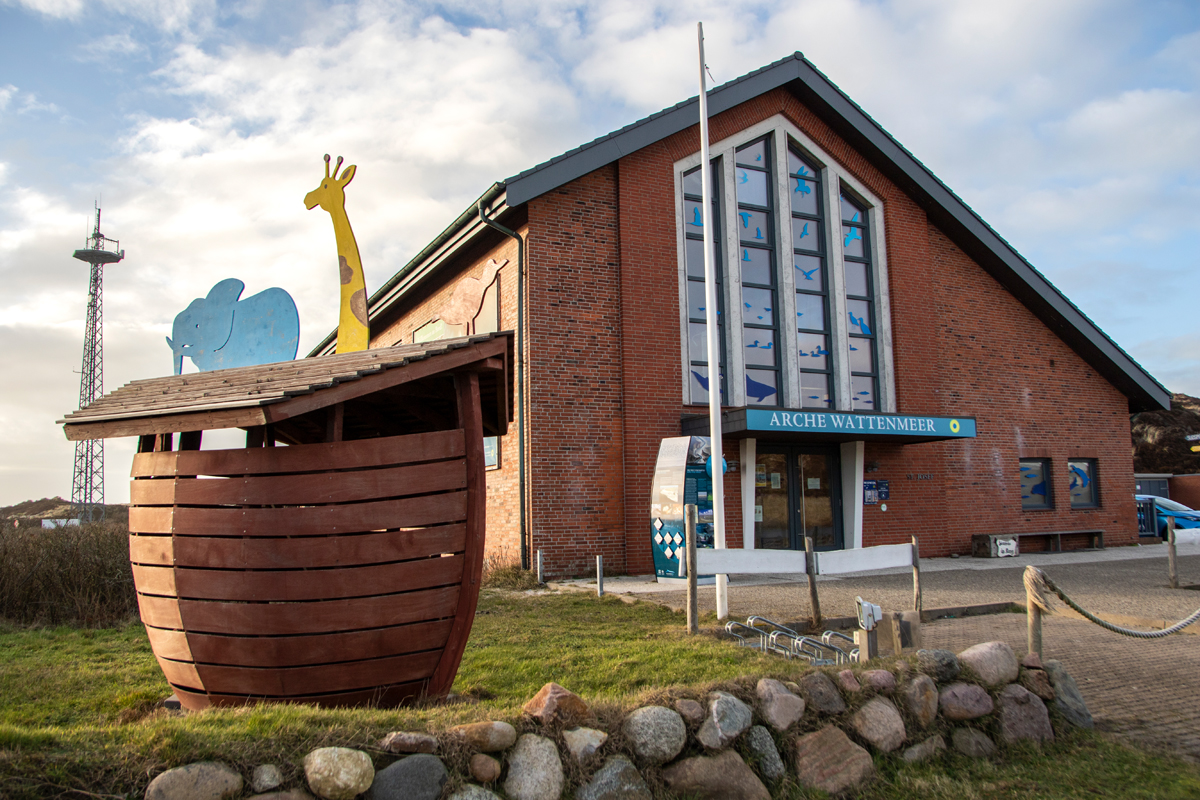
left=502, top=52, right=1167, bottom=411
left=786, top=57, right=1169, bottom=411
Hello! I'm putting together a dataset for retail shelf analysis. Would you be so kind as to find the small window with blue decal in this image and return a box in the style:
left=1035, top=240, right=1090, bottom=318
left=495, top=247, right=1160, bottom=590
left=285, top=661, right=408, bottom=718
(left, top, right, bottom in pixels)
left=1020, top=459, right=1053, bottom=510
left=1068, top=459, right=1098, bottom=509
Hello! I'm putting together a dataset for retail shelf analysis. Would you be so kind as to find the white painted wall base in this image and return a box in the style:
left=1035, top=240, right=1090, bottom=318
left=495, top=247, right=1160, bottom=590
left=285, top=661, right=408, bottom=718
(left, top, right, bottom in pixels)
left=840, top=440, right=865, bottom=549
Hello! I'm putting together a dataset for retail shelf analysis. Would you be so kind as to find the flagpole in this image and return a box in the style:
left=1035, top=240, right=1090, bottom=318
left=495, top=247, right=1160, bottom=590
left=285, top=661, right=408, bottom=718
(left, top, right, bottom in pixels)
left=697, top=22, right=728, bottom=620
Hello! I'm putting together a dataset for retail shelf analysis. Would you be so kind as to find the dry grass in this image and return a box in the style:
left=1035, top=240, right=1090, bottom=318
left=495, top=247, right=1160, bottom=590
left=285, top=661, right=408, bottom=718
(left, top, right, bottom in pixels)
left=0, top=520, right=136, bottom=626
left=481, top=546, right=541, bottom=591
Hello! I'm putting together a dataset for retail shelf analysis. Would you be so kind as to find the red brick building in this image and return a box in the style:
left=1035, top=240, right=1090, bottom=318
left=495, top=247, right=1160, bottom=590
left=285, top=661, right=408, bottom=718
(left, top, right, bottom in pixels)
left=313, top=54, right=1168, bottom=578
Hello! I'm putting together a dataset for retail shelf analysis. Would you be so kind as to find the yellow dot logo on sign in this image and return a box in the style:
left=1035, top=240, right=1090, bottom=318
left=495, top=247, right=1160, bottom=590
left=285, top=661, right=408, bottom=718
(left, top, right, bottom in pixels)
left=950, top=420, right=961, bottom=433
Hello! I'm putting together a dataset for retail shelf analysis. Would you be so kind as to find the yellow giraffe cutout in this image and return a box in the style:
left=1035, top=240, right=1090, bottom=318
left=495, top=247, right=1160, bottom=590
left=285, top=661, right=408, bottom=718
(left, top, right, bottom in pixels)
left=305, top=154, right=370, bottom=353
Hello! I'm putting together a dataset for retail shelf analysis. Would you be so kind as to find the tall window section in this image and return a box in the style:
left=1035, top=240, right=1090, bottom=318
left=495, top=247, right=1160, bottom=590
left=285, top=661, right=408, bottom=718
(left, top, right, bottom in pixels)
left=683, top=163, right=726, bottom=404
left=736, top=138, right=780, bottom=406
left=789, top=147, right=831, bottom=409
left=841, top=193, right=877, bottom=411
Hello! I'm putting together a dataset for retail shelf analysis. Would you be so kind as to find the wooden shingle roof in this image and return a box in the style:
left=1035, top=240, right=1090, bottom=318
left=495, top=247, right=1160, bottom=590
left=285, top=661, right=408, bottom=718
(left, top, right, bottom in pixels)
left=60, top=332, right=512, bottom=441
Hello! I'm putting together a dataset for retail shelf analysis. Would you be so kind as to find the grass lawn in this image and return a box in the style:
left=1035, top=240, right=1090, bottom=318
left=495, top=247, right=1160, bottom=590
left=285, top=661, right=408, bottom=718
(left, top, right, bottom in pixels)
left=1, top=589, right=1199, bottom=799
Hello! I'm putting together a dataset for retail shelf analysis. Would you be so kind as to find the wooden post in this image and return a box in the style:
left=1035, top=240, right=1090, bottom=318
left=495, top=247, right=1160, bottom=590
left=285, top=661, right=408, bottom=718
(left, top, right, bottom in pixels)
left=854, top=628, right=878, bottom=661
left=596, top=555, right=604, bottom=597
left=536, top=549, right=544, bottom=584
left=911, top=535, right=923, bottom=613
left=325, top=403, right=345, bottom=443
left=246, top=426, right=265, bottom=448
left=804, top=535, right=822, bottom=631
left=1026, top=580, right=1043, bottom=659
left=685, top=503, right=699, bottom=635
left=1168, top=516, right=1179, bottom=590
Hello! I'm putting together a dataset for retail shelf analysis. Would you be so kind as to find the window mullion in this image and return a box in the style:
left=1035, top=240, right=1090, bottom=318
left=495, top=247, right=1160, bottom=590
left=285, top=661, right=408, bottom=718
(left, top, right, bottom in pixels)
left=721, top=151, right=746, bottom=407
left=868, top=204, right=896, bottom=413
left=774, top=133, right=800, bottom=409
left=824, top=175, right=851, bottom=411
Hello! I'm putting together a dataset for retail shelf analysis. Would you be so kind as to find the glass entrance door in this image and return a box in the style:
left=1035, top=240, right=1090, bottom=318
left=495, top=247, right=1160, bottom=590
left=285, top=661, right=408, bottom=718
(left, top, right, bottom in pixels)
left=754, top=446, right=843, bottom=551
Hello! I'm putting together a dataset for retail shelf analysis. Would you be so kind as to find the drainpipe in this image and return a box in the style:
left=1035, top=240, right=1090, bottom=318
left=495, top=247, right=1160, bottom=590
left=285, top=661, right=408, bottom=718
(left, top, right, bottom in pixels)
left=478, top=200, right=529, bottom=570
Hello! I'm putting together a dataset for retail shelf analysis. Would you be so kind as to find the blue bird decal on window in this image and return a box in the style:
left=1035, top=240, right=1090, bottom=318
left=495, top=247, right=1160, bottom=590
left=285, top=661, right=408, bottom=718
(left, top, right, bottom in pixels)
left=738, top=170, right=749, bottom=184
left=848, top=312, right=872, bottom=335
left=1069, top=465, right=1090, bottom=489
left=794, top=179, right=811, bottom=195
left=692, top=371, right=725, bottom=395
left=797, top=222, right=810, bottom=239
left=738, top=211, right=751, bottom=229
left=844, top=227, right=862, bottom=249
left=746, top=374, right=776, bottom=402
left=691, top=207, right=703, bottom=226
left=797, top=266, right=818, bottom=280
left=742, top=249, right=752, bottom=262
left=755, top=227, right=764, bottom=240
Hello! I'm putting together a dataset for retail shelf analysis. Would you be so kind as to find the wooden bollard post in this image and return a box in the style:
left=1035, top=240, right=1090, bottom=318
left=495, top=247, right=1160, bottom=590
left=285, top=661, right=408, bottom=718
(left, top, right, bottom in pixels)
left=804, top=535, right=822, bottom=631
left=1026, top=574, right=1043, bottom=660
left=1168, top=516, right=1179, bottom=590
left=685, top=504, right=699, bottom=635
left=596, top=555, right=604, bottom=597
left=911, top=535, right=923, bottom=614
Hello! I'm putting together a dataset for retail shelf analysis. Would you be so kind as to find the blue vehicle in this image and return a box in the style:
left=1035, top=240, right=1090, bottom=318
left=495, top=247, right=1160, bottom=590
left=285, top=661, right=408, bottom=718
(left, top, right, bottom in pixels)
left=1136, top=495, right=1200, bottom=537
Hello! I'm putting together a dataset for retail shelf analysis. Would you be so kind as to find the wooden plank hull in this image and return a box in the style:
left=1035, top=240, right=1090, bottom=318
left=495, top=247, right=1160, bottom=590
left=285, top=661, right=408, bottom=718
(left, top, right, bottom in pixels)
left=129, top=421, right=485, bottom=710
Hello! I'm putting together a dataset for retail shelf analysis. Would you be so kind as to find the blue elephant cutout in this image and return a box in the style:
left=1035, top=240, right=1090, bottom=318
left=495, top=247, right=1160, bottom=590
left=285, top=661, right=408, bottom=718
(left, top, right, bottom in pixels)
left=167, top=278, right=300, bottom=375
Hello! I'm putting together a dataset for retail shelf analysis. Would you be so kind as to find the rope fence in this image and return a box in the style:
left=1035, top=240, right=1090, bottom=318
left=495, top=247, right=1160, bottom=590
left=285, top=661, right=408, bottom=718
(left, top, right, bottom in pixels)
left=1023, top=565, right=1200, bottom=656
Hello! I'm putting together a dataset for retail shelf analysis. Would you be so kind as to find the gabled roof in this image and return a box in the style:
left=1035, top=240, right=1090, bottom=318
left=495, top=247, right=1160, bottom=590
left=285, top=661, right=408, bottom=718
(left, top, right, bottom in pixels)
left=502, top=52, right=1168, bottom=412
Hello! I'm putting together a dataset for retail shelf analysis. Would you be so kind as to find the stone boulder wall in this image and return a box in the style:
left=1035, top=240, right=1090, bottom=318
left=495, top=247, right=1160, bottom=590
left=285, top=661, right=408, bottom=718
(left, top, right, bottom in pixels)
left=143, top=643, right=1092, bottom=799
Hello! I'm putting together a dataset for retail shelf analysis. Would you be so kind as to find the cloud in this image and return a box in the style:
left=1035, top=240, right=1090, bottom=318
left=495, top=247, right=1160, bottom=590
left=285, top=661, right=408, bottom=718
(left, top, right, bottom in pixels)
left=4, top=0, right=216, bottom=32
left=77, top=32, right=147, bottom=62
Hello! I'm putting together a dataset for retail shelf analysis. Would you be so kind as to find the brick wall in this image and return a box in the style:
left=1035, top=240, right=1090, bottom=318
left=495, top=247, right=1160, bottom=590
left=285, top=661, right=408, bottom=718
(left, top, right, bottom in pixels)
left=1169, top=475, right=1200, bottom=511
left=601, top=87, right=1139, bottom=565
left=526, top=167, right=627, bottom=578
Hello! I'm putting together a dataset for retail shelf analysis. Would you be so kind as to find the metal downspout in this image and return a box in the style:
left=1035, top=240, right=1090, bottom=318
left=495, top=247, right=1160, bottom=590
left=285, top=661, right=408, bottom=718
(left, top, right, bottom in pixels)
left=478, top=200, right=529, bottom=570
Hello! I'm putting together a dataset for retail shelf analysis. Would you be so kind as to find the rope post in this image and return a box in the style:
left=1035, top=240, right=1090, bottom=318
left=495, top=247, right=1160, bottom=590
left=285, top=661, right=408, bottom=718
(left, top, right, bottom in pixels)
left=596, top=555, right=604, bottom=597
left=685, top=503, right=699, bottom=635
left=804, top=535, right=822, bottom=630
left=1026, top=578, right=1043, bottom=660
left=911, top=535, right=922, bottom=614
left=536, top=549, right=544, bottom=585
left=1168, top=516, right=1179, bottom=590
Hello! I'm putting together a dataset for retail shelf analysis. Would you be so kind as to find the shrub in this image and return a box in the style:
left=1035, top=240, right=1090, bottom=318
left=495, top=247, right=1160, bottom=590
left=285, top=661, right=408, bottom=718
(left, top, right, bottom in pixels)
left=0, top=519, right=136, bottom=626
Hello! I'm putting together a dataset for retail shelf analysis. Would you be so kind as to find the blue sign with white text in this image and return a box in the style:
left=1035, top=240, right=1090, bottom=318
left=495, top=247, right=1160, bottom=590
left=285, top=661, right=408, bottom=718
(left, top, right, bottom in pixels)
left=744, top=410, right=976, bottom=438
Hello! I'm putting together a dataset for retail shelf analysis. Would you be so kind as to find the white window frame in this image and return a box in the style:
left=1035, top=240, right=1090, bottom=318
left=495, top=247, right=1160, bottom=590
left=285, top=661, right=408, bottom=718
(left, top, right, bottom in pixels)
left=675, top=114, right=895, bottom=413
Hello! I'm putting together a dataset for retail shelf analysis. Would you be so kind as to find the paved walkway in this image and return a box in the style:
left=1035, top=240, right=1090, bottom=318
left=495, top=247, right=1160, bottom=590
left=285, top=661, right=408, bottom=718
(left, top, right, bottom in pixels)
left=562, top=542, right=1200, bottom=624
left=558, top=542, right=1200, bottom=762
left=923, top=613, right=1200, bottom=764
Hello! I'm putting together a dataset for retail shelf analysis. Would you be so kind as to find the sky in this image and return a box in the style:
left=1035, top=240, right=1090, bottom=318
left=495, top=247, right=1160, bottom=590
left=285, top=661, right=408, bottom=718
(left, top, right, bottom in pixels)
left=1, top=0, right=1198, bottom=507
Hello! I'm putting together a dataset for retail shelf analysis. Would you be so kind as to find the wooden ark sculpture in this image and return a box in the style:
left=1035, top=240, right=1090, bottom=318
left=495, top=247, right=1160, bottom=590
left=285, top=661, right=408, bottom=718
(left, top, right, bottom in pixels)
left=60, top=333, right=512, bottom=709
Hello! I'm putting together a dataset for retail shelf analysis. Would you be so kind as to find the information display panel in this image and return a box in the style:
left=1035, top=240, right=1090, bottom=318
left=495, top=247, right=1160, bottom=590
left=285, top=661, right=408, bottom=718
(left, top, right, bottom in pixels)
left=650, top=436, right=716, bottom=583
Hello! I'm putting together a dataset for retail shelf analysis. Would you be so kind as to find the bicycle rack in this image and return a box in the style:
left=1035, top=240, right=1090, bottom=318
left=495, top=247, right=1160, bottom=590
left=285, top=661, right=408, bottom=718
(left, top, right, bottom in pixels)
left=720, top=615, right=860, bottom=664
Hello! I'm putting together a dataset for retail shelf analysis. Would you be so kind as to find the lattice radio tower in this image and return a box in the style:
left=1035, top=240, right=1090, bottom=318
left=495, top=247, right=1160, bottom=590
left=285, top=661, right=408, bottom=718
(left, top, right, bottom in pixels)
left=71, top=205, right=124, bottom=522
